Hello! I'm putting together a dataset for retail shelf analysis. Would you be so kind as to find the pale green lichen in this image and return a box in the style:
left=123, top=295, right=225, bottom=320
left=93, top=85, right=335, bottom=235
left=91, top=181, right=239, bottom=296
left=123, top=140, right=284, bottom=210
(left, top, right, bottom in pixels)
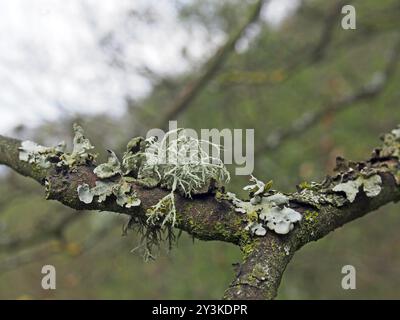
left=243, top=175, right=272, bottom=197
left=77, top=178, right=141, bottom=208
left=332, top=174, right=382, bottom=202
left=93, top=150, right=121, bottom=179
left=295, top=187, right=347, bottom=208
left=19, top=140, right=66, bottom=168
left=60, top=124, right=97, bottom=166
left=139, top=130, right=230, bottom=196
left=379, top=126, right=400, bottom=158
left=139, top=129, right=230, bottom=227
left=146, top=193, right=176, bottom=227
left=19, top=123, right=98, bottom=171
left=228, top=176, right=302, bottom=236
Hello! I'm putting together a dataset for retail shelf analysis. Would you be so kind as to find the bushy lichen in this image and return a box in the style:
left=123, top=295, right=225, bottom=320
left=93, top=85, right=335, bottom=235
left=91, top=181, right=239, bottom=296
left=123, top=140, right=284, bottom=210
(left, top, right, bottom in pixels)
left=138, top=129, right=230, bottom=228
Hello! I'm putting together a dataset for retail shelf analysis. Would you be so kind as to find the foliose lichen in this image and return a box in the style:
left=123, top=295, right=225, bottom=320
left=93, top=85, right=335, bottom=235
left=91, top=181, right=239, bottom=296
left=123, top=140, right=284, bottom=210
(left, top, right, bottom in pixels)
left=332, top=174, right=382, bottom=202
left=226, top=176, right=302, bottom=236
left=19, top=123, right=96, bottom=170
left=19, top=140, right=66, bottom=169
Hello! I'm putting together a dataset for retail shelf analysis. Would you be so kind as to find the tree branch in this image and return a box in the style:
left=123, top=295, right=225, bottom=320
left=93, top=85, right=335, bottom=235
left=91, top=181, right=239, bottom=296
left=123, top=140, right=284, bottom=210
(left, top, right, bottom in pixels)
left=1, top=125, right=400, bottom=300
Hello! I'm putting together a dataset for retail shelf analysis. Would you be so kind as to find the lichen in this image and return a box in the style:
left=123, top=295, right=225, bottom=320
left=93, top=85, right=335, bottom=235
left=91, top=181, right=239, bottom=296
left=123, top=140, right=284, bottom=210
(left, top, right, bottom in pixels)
left=139, top=129, right=230, bottom=197
left=19, top=140, right=65, bottom=169
left=261, top=206, right=302, bottom=235
left=332, top=174, right=382, bottom=202
left=77, top=184, right=93, bottom=204
left=379, top=126, right=400, bottom=158
left=227, top=176, right=302, bottom=236
left=59, top=124, right=97, bottom=166
left=77, top=127, right=231, bottom=259
left=19, top=123, right=98, bottom=172
left=139, top=129, right=230, bottom=228
left=93, top=150, right=121, bottom=179
left=77, top=178, right=141, bottom=208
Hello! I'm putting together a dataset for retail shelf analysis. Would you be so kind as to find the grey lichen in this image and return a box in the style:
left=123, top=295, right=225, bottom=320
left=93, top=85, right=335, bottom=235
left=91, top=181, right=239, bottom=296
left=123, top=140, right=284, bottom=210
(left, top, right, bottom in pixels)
left=19, top=123, right=97, bottom=170
left=93, top=150, right=121, bottom=179
left=77, top=178, right=141, bottom=208
left=260, top=206, right=302, bottom=235
left=19, top=140, right=66, bottom=169
left=60, top=124, right=97, bottom=166
left=227, top=176, right=302, bottom=236
left=138, top=129, right=230, bottom=227
left=332, top=174, right=382, bottom=203
left=379, top=125, right=400, bottom=158
left=77, top=184, right=94, bottom=204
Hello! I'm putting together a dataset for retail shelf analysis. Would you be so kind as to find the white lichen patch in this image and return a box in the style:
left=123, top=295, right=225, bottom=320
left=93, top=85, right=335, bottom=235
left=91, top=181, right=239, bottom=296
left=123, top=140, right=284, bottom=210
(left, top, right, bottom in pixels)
left=264, top=193, right=289, bottom=206
left=260, top=206, right=302, bottom=235
left=243, top=175, right=267, bottom=196
left=391, top=126, right=400, bottom=139
left=332, top=174, right=382, bottom=203
left=94, top=150, right=122, bottom=179
left=228, top=176, right=302, bottom=236
left=19, top=141, right=65, bottom=168
left=77, top=178, right=141, bottom=208
left=77, top=184, right=94, bottom=204
left=249, top=223, right=267, bottom=236
left=19, top=124, right=98, bottom=170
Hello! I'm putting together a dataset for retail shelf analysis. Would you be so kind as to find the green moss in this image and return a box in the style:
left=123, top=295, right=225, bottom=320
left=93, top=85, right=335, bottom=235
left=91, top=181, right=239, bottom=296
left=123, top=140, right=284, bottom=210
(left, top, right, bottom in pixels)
left=298, top=181, right=312, bottom=190
left=304, top=210, right=319, bottom=222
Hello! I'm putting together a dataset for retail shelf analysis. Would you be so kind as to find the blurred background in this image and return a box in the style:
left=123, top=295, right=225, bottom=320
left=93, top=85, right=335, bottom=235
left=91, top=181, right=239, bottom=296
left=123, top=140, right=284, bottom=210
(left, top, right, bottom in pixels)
left=0, top=0, right=400, bottom=299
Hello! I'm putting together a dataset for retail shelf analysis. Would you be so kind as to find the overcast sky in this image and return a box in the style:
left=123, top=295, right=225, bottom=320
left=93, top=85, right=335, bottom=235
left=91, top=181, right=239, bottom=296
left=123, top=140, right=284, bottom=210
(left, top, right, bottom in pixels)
left=0, top=0, right=299, bottom=133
